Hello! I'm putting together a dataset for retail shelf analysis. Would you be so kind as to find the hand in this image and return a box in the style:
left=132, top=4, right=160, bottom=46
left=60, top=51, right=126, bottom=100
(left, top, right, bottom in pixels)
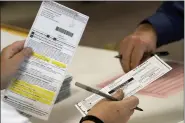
left=1, top=41, right=32, bottom=90
left=84, top=90, right=139, bottom=123
left=119, top=23, right=157, bottom=72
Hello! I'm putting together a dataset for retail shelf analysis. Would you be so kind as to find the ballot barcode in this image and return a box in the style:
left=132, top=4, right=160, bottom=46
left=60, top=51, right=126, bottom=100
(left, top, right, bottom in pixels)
left=108, top=77, right=134, bottom=94
left=56, top=26, right=73, bottom=37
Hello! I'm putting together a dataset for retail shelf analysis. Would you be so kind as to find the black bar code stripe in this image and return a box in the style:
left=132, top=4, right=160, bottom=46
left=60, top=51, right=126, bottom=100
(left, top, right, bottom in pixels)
left=56, top=26, right=73, bottom=37
left=108, top=78, right=134, bottom=94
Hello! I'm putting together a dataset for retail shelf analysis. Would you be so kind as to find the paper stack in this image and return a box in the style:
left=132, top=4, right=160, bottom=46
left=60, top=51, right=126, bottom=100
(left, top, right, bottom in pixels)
left=19, top=73, right=73, bottom=118
left=55, top=74, right=73, bottom=103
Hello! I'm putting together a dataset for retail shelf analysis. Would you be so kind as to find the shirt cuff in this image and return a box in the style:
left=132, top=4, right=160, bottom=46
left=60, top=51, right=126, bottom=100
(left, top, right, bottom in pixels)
left=141, top=12, right=173, bottom=47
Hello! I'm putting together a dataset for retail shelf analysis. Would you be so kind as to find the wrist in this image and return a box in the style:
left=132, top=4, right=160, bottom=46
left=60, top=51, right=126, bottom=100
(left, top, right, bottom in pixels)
left=87, top=112, right=105, bottom=123
left=134, top=23, right=157, bottom=50
left=80, top=115, right=104, bottom=123
left=135, top=24, right=157, bottom=40
left=136, top=23, right=156, bottom=32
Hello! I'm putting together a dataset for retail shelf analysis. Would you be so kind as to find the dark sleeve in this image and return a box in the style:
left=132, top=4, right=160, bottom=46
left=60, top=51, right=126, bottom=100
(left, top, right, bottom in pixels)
left=141, top=1, right=184, bottom=47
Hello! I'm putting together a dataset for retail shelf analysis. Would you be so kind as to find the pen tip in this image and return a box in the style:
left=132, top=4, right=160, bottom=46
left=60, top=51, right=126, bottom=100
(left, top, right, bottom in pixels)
left=140, top=109, right=143, bottom=111
left=135, top=107, right=143, bottom=111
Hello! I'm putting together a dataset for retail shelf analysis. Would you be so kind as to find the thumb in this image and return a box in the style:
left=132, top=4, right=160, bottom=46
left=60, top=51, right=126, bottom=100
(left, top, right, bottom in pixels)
left=122, top=96, right=139, bottom=109
left=112, top=89, right=124, bottom=101
left=11, top=47, right=33, bottom=66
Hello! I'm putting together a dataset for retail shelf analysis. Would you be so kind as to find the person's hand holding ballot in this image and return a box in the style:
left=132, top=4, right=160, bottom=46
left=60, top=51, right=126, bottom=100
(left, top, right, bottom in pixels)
left=82, top=90, right=139, bottom=123
left=1, top=41, right=33, bottom=90
left=1, top=41, right=139, bottom=123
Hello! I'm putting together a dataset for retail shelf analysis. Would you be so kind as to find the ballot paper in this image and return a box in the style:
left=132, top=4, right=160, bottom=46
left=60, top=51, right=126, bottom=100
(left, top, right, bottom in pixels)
left=97, top=61, right=184, bottom=98
left=75, top=55, right=172, bottom=116
left=18, top=74, right=73, bottom=118
left=55, top=74, right=73, bottom=103
left=97, top=74, right=124, bottom=88
left=3, top=1, right=89, bottom=120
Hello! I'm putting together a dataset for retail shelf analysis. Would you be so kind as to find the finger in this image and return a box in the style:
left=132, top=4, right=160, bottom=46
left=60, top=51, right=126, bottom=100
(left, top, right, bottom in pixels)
left=11, top=47, right=33, bottom=66
left=2, top=41, right=25, bottom=59
left=130, top=40, right=146, bottom=69
left=112, top=89, right=124, bottom=100
left=122, top=96, right=139, bottom=109
left=120, top=38, right=134, bottom=73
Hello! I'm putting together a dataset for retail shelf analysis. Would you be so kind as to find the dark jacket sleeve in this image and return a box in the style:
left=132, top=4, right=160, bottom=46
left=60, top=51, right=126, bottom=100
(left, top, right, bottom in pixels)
left=141, top=1, right=184, bottom=47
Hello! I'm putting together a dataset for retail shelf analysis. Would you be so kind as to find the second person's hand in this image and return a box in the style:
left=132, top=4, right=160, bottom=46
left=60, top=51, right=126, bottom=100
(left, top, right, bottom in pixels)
left=119, top=23, right=157, bottom=73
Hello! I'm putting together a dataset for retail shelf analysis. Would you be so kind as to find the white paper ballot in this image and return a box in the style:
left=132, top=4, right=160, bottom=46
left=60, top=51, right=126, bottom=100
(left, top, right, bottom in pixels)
left=75, top=55, right=172, bottom=116
left=3, top=1, right=89, bottom=120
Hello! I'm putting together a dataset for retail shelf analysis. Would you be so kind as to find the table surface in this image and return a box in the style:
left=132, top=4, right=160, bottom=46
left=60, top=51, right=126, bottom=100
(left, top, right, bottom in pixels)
left=1, top=25, right=184, bottom=123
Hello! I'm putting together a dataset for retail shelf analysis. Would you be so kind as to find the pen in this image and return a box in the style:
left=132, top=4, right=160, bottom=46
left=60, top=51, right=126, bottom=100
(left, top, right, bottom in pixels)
left=75, top=82, right=143, bottom=111
left=115, top=51, right=169, bottom=59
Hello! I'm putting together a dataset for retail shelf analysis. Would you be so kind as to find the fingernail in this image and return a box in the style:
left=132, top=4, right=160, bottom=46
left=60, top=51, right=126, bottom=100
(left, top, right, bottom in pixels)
left=24, top=47, right=33, bottom=56
left=116, top=89, right=124, bottom=100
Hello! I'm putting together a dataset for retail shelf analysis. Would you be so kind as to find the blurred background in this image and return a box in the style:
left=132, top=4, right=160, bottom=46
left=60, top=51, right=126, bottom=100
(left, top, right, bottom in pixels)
left=1, top=1, right=184, bottom=61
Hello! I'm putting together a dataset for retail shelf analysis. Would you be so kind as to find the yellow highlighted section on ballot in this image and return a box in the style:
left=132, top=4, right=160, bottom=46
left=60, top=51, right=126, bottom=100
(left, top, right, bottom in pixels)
left=33, top=52, right=50, bottom=62
left=32, top=52, right=66, bottom=68
left=9, top=80, right=55, bottom=105
left=51, top=60, right=66, bottom=68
